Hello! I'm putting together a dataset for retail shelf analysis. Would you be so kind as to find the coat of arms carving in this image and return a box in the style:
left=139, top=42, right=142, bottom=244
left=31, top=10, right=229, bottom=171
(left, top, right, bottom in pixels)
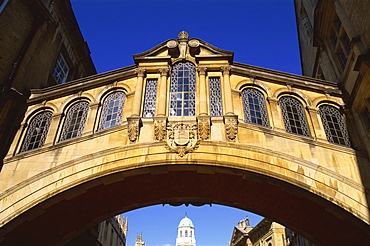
left=166, top=122, right=199, bottom=157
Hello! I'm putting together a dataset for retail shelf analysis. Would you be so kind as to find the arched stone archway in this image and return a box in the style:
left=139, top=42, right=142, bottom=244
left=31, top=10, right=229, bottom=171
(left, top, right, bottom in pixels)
left=1, top=142, right=370, bottom=245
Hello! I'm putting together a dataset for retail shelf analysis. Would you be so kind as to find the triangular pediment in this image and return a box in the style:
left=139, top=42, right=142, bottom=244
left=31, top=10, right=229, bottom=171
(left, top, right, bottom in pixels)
left=133, top=31, right=234, bottom=64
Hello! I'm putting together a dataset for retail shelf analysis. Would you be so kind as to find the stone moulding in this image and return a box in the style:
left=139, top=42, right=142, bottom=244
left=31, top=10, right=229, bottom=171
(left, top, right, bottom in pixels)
left=165, top=122, right=200, bottom=157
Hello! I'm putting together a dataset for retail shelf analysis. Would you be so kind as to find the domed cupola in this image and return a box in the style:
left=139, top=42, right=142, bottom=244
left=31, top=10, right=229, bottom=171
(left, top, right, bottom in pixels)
left=176, top=214, right=196, bottom=246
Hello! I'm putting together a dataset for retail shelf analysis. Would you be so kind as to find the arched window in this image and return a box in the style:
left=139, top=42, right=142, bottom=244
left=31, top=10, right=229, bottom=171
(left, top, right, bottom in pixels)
left=319, top=105, right=350, bottom=146
left=59, top=101, right=89, bottom=142
left=169, top=62, right=196, bottom=116
left=279, top=96, right=310, bottom=137
left=241, top=88, right=269, bottom=127
left=19, top=111, right=52, bottom=153
left=98, top=91, right=126, bottom=130
left=185, top=230, right=188, bottom=237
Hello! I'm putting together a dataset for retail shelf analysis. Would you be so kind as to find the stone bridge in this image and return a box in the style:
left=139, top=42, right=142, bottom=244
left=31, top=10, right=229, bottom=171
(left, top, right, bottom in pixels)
left=1, top=32, right=370, bottom=245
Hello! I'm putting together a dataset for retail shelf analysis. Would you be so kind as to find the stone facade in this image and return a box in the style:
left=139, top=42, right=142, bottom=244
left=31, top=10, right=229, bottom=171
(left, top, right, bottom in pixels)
left=0, top=32, right=369, bottom=245
left=294, top=0, right=370, bottom=157
left=230, top=216, right=315, bottom=246
left=0, top=0, right=96, bottom=168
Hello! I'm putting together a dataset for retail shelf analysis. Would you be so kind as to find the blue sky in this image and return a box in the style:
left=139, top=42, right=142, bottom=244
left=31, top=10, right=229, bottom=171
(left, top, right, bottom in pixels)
left=70, top=1, right=301, bottom=245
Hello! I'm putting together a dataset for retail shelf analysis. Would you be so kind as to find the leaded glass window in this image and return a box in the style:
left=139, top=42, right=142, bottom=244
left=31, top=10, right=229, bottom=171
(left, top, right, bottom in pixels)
left=59, top=101, right=89, bottom=142
left=169, top=62, right=196, bottom=116
left=98, top=92, right=126, bottom=130
left=241, top=88, right=269, bottom=127
left=319, top=105, right=350, bottom=146
left=209, top=77, right=223, bottom=116
left=52, top=55, right=69, bottom=84
left=142, top=79, right=158, bottom=117
left=19, top=111, right=52, bottom=153
left=279, top=96, right=310, bottom=137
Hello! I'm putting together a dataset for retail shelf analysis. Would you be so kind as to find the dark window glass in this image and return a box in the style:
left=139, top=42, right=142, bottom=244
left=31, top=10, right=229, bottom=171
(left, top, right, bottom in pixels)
left=319, top=105, right=351, bottom=146
left=279, top=97, right=310, bottom=137
left=20, top=111, right=52, bottom=153
left=59, top=101, right=89, bottom=142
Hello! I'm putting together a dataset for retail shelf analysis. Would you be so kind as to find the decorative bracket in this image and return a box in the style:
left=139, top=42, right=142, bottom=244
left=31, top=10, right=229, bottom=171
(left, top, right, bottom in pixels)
left=154, top=116, right=167, bottom=141
left=197, top=115, right=211, bottom=140
left=224, top=114, right=238, bottom=141
left=127, top=116, right=141, bottom=143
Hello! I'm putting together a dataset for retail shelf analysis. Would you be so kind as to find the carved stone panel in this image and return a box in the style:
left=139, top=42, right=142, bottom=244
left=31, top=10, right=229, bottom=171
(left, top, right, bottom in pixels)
left=166, top=122, right=199, bottom=157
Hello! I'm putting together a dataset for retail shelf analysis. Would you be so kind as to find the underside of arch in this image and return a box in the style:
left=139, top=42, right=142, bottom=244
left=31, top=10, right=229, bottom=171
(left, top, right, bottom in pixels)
left=1, top=165, right=369, bottom=246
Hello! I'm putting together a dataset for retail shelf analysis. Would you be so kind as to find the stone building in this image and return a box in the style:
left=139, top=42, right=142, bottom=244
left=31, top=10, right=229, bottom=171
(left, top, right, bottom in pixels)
left=230, top=217, right=315, bottom=246
left=294, top=0, right=370, bottom=156
left=1, top=30, right=370, bottom=245
left=0, top=0, right=96, bottom=168
left=66, top=215, right=128, bottom=246
left=176, top=215, right=196, bottom=246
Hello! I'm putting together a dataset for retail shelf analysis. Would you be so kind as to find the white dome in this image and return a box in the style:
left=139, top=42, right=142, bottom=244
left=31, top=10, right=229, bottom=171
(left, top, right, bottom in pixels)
left=178, top=215, right=194, bottom=228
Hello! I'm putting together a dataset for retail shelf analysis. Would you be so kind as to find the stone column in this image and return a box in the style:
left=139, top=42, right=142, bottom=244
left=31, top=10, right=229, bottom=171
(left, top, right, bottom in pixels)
left=157, top=67, right=169, bottom=116
left=131, top=68, right=146, bottom=117
left=84, top=102, right=99, bottom=135
left=221, top=66, right=234, bottom=115
left=197, top=67, right=208, bottom=115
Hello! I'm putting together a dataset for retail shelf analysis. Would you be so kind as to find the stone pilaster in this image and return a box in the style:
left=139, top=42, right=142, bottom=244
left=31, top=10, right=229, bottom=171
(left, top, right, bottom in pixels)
left=157, top=67, right=169, bottom=116
left=131, top=68, right=146, bottom=117
left=84, top=102, right=99, bottom=135
left=197, top=67, right=208, bottom=116
left=221, top=66, right=234, bottom=115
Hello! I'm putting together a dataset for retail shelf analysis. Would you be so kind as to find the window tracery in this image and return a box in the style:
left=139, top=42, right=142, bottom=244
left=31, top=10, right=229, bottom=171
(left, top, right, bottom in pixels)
left=98, top=91, right=126, bottom=130
left=279, top=96, right=310, bottom=137
left=209, top=77, right=223, bottom=116
left=241, top=88, right=269, bottom=127
left=319, top=105, right=350, bottom=146
left=19, top=111, right=52, bottom=153
left=59, top=101, right=89, bottom=142
left=169, top=62, right=196, bottom=116
left=142, top=79, right=158, bottom=117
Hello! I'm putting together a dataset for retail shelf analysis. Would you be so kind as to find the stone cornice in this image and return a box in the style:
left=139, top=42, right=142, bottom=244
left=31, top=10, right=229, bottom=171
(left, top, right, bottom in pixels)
left=28, top=65, right=136, bottom=104
left=232, top=62, right=342, bottom=95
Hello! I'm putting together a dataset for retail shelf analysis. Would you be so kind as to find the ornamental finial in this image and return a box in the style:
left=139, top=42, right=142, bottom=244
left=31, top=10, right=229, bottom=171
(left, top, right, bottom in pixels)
left=178, top=31, right=189, bottom=41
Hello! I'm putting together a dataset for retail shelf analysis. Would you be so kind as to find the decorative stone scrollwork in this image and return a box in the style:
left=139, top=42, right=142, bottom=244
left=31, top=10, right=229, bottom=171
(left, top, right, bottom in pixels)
left=197, top=116, right=211, bottom=140
left=166, top=122, right=200, bottom=157
left=154, top=117, right=167, bottom=141
left=224, top=115, right=238, bottom=141
left=127, top=116, right=141, bottom=143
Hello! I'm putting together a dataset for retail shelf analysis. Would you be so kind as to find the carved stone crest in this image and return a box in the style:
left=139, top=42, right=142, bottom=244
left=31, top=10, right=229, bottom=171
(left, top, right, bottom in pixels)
left=166, top=123, right=199, bottom=157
